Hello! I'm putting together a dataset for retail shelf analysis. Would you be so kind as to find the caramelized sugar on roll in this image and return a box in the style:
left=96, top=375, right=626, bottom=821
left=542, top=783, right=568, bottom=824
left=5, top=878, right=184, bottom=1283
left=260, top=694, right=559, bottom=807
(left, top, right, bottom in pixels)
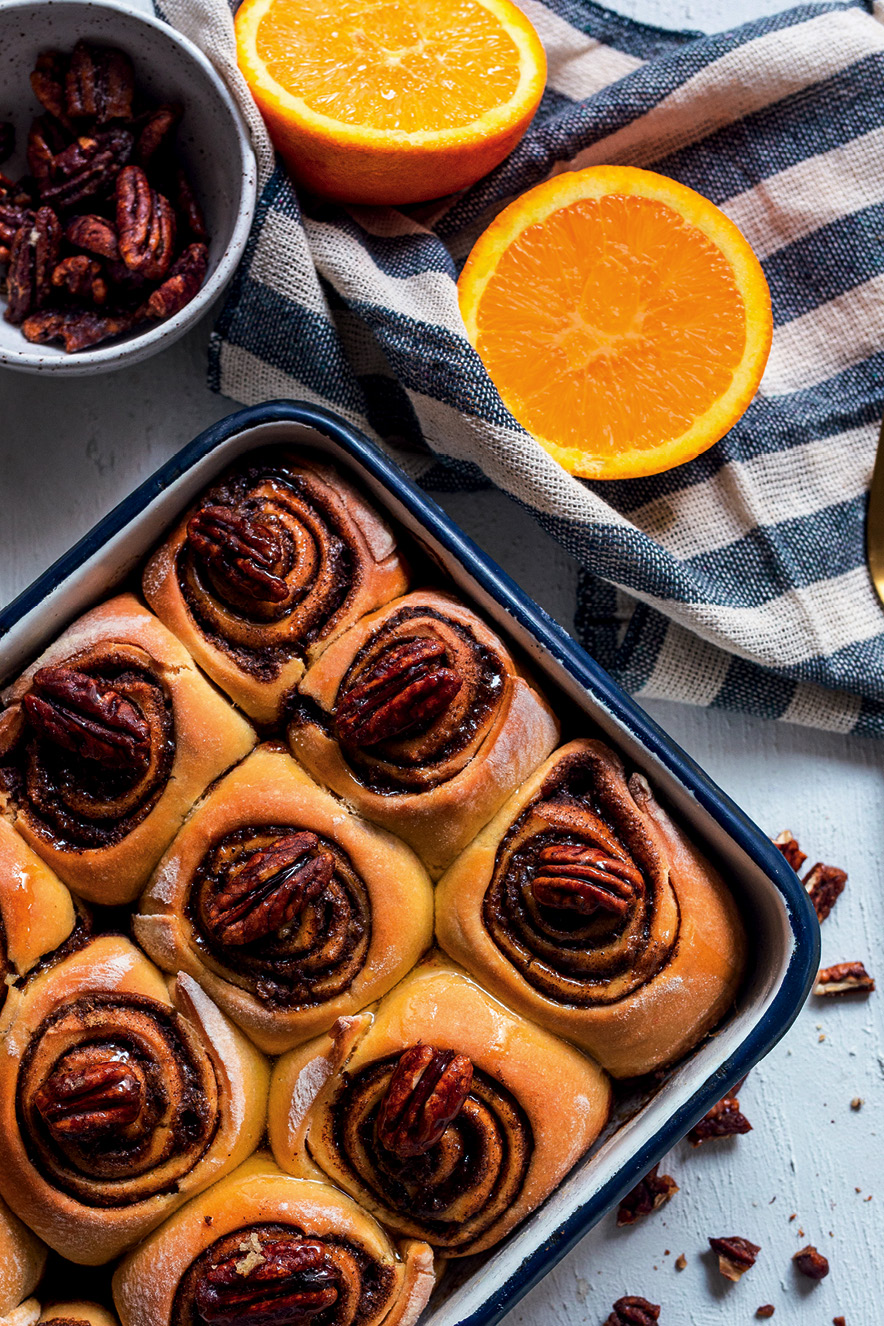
left=189, top=825, right=370, bottom=1010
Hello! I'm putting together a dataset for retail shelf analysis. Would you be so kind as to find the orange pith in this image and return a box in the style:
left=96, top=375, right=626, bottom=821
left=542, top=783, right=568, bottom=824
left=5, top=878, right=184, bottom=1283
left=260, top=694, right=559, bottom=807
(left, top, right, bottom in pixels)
left=458, top=166, right=773, bottom=479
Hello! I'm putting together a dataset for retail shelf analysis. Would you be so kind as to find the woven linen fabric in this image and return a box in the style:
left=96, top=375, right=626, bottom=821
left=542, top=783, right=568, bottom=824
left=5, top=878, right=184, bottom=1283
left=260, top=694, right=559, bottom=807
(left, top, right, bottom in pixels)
left=156, top=0, right=884, bottom=736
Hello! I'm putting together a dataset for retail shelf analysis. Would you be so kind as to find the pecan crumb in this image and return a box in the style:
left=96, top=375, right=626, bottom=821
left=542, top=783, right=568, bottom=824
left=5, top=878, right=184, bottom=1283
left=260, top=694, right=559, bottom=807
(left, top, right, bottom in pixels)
left=616, top=1164, right=679, bottom=1226
left=814, top=963, right=875, bottom=996
left=757, top=1309, right=775, bottom=1319
left=793, top=1245, right=829, bottom=1281
left=709, top=1236, right=760, bottom=1281
left=773, top=829, right=807, bottom=872
left=234, top=1231, right=265, bottom=1277
left=688, top=1092, right=752, bottom=1145
left=833, top=1317, right=846, bottom=1325
left=604, top=1297, right=660, bottom=1326
left=850, top=1097, right=863, bottom=1110
left=674, top=1254, right=687, bottom=1271
left=204, top=1215, right=214, bottom=1226
left=803, top=862, right=847, bottom=922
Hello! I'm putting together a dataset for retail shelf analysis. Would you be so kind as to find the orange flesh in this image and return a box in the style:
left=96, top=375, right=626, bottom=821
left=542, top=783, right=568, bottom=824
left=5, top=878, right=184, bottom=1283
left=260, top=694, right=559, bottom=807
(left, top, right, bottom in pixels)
left=473, top=194, right=748, bottom=457
left=255, top=0, right=523, bottom=132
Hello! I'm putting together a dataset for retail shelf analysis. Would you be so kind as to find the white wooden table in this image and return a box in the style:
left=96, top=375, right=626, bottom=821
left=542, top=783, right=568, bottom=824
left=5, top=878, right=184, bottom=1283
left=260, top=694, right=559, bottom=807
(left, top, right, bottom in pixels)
left=2, top=0, right=882, bottom=1319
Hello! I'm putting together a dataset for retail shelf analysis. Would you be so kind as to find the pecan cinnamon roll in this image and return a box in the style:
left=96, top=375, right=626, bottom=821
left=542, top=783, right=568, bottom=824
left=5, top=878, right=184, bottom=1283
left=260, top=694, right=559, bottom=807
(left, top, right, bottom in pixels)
left=134, top=744, right=434, bottom=1055
left=268, top=958, right=610, bottom=1255
left=143, top=452, right=409, bottom=724
left=0, top=936, right=269, bottom=1264
left=0, top=820, right=76, bottom=1009
left=0, top=1194, right=46, bottom=1319
left=112, top=1154, right=435, bottom=1326
left=288, top=590, right=559, bottom=877
left=436, top=740, right=747, bottom=1077
left=0, top=595, right=255, bottom=904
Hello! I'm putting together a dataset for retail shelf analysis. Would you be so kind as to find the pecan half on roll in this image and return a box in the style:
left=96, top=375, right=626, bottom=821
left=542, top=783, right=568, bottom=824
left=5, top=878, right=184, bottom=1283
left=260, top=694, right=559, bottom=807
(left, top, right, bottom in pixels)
left=0, top=594, right=255, bottom=906
left=435, top=738, right=747, bottom=1077
left=0, top=936, right=268, bottom=1265
left=289, top=589, right=559, bottom=878
left=134, top=744, right=433, bottom=1055
left=112, top=1155, right=436, bottom=1326
left=268, top=960, right=611, bottom=1257
left=142, top=450, right=409, bottom=724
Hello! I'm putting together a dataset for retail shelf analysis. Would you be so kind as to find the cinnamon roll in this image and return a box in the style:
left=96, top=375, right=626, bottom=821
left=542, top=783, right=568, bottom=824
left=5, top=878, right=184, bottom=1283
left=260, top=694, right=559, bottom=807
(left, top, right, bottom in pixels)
left=0, top=820, right=76, bottom=1004
left=288, top=590, right=559, bottom=877
left=0, top=1195, right=46, bottom=1319
left=435, top=740, right=747, bottom=1077
left=0, top=595, right=256, bottom=905
left=268, top=956, right=610, bottom=1255
left=39, top=1306, right=117, bottom=1326
left=142, top=452, right=409, bottom=724
left=0, top=935, right=269, bottom=1265
left=134, top=743, right=434, bottom=1055
left=112, top=1153, right=435, bottom=1326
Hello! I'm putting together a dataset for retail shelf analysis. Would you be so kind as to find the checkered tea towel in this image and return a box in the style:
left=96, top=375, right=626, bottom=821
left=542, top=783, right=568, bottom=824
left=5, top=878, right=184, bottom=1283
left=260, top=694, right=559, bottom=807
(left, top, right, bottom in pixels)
left=156, top=0, right=884, bottom=737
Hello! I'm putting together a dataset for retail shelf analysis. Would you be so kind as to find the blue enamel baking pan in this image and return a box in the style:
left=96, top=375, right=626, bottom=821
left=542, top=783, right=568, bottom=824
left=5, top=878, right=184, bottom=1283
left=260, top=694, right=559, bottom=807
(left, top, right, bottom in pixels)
left=0, top=400, right=820, bottom=1326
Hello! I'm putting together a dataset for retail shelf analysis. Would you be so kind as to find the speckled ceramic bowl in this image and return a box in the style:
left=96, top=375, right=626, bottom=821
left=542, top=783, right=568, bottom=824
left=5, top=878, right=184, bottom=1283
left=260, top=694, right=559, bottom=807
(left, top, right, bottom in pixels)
left=0, top=0, right=257, bottom=375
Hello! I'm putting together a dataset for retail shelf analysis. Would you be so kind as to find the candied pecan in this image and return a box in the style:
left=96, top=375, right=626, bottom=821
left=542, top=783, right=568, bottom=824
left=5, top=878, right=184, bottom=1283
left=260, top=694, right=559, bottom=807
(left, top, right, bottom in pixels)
left=136, top=104, right=181, bottom=167
left=34, top=1060, right=143, bottom=1138
left=27, top=115, right=70, bottom=185
left=195, top=1239, right=339, bottom=1326
left=616, top=1164, right=679, bottom=1226
left=116, top=164, right=175, bottom=280
left=377, top=1044, right=473, bottom=1159
left=813, top=962, right=875, bottom=996
left=143, top=240, right=208, bottom=319
left=803, top=862, right=847, bottom=922
left=688, top=1092, right=752, bottom=1145
left=65, top=212, right=120, bottom=261
left=51, top=254, right=108, bottom=305
left=773, top=830, right=807, bottom=873
left=174, top=166, right=208, bottom=241
left=65, top=41, right=134, bottom=123
left=22, top=666, right=151, bottom=769
left=709, top=1236, right=760, bottom=1281
left=22, top=307, right=135, bottom=352
left=335, top=638, right=462, bottom=747
left=40, top=128, right=133, bottom=209
left=756, top=1309, right=775, bottom=1319
left=187, top=503, right=287, bottom=602
left=0, top=124, right=13, bottom=165
left=205, top=832, right=335, bottom=947
left=533, top=840, right=642, bottom=916
left=604, top=1298, right=660, bottom=1326
left=4, top=206, right=61, bottom=324
left=0, top=201, right=34, bottom=249
left=30, top=51, right=69, bottom=121
left=793, top=1245, right=829, bottom=1281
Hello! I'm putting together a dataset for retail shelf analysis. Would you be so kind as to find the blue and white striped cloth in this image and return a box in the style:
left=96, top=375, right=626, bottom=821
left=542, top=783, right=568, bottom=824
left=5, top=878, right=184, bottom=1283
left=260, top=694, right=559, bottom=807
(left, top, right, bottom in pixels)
left=158, top=0, right=884, bottom=736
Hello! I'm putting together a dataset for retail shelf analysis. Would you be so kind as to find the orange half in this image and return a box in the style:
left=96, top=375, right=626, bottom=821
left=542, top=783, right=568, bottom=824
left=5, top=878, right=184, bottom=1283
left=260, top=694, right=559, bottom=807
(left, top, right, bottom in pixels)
left=235, top=0, right=547, bottom=205
left=458, top=166, right=773, bottom=479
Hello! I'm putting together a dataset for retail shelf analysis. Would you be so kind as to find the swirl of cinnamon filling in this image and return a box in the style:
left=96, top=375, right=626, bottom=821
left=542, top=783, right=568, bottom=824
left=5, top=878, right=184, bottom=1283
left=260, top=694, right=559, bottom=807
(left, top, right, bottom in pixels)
left=172, top=1223, right=395, bottom=1326
left=331, top=607, right=504, bottom=795
left=0, top=643, right=173, bottom=850
left=16, top=993, right=219, bottom=1208
left=188, top=826, right=371, bottom=1010
left=176, top=460, right=360, bottom=680
left=482, top=757, right=679, bottom=1006
left=328, top=1051, right=532, bottom=1252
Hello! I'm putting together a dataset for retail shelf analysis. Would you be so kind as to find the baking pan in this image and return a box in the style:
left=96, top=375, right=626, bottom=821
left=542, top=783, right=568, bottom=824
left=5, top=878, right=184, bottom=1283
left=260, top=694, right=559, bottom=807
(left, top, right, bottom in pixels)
left=0, top=400, right=820, bottom=1326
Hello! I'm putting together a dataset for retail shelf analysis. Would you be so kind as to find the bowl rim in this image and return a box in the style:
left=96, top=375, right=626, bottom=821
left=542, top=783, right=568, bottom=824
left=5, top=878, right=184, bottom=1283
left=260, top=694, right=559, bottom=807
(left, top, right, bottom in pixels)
left=0, top=0, right=258, bottom=375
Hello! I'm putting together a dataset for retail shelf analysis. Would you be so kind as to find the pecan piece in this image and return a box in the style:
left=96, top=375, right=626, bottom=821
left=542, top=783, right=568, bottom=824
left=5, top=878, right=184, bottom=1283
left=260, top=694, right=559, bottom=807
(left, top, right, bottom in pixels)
left=65, top=213, right=120, bottom=261
left=803, top=862, right=847, bottom=923
left=773, top=829, right=807, bottom=873
left=532, top=840, right=643, bottom=916
left=30, top=51, right=69, bottom=121
left=205, top=832, right=335, bottom=947
left=26, top=115, right=70, bottom=186
left=175, top=166, right=208, bottom=241
left=143, top=240, right=208, bottom=320
left=35, top=1059, right=143, bottom=1137
left=377, top=1044, right=473, bottom=1159
left=22, top=307, right=135, bottom=352
left=187, top=503, right=288, bottom=602
left=756, top=1308, right=775, bottom=1319
left=116, top=164, right=176, bottom=280
left=136, top=104, right=181, bottom=168
left=22, top=665, right=151, bottom=769
left=196, top=1238, right=339, bottom=1326
left=0, top=201, right=34, bottom=250
left=709, top=1236, right=760, bottom=1281
left=813, top=962, right=875, bottom=996
left=793, top=1245, right=829, bottom=1280
left=40, top=128, right=133, bottom=209
left=0, top=124, right=14, bottom=166
left=616, top=1164, right=679, bottom=1225
left=65, top=41, right=134, bottom=123
left=335, top=638, right=462, bottom=747
left=52, top=254, right=108, bottom=305
left=688, top=1092, right=752, bottom=1145
left=4, top=206, right=61, bottom=324
left=604, top=1298, right=660, bottom=1326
